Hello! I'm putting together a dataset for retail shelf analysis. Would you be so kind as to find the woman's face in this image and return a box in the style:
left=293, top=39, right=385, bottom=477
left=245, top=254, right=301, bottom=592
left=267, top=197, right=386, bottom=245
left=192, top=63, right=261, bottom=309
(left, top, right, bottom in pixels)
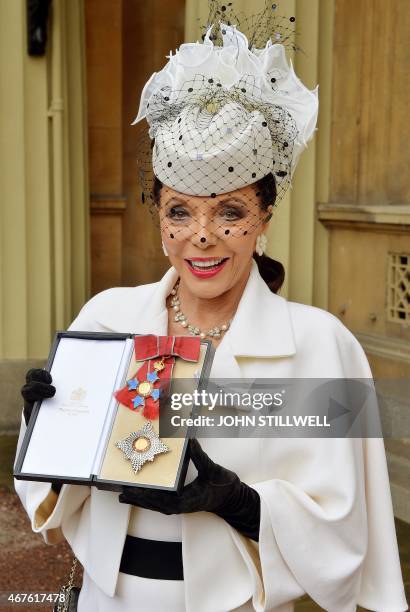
left=159, top=183, right=271, bottom=299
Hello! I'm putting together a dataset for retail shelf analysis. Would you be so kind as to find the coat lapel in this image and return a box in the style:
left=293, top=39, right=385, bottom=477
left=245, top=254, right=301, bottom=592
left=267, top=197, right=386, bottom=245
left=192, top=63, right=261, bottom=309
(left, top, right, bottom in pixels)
left=93, top=266, right=178, bottom=335
left=92, top=262, right=297, bottom=410
left=93, top=260, right=296, bottom=369
left=206, top=260, right=297, bottom=394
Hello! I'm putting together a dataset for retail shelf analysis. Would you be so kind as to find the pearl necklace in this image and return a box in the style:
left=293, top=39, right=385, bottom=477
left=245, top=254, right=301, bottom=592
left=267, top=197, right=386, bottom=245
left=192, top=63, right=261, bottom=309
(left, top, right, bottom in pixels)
left=169, top=280, right=232, bottom=340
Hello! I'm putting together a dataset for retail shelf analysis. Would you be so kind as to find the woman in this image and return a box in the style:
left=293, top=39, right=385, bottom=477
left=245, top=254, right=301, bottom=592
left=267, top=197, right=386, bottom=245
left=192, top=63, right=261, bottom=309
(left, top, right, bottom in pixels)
left=15, top=16, right=407, bottom=612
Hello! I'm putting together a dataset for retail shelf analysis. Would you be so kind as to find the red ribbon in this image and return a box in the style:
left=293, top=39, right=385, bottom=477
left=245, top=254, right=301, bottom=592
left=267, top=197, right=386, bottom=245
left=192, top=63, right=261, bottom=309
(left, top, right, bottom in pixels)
left=114, top=335, right=201, bottom=420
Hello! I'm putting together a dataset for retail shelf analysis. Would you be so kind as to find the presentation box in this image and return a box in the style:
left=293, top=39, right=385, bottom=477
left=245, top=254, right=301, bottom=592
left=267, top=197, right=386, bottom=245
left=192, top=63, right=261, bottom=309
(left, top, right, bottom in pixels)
left=14, top=331, right=213, bottom=493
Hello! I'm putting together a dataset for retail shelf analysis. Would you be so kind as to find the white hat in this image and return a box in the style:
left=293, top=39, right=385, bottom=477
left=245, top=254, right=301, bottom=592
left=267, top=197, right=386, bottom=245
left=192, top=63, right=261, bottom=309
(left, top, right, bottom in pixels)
left=133, top=22, right=318, bottom=199
left=152, top=101, right=275, bottom=196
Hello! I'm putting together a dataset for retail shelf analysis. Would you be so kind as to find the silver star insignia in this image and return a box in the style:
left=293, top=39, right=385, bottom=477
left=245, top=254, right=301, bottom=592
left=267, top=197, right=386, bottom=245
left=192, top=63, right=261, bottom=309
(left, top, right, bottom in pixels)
left=115, top=421, right=170, bottom=473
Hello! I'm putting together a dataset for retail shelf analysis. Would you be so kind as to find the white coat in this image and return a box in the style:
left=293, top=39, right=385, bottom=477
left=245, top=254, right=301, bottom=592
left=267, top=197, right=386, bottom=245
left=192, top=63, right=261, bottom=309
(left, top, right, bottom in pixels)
left=15, top=261, right=408, bottom=611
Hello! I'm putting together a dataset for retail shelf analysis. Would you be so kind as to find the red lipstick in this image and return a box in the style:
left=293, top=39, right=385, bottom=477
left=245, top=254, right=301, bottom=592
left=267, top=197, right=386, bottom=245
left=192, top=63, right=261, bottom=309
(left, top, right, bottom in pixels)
left=185, top=257, right=229, bottom=279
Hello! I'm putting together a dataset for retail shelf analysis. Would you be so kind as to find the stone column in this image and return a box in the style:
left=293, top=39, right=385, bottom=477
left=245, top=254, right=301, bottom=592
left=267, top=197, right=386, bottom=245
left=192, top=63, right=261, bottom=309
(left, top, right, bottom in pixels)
left=0, top=0, right=89, bottom=431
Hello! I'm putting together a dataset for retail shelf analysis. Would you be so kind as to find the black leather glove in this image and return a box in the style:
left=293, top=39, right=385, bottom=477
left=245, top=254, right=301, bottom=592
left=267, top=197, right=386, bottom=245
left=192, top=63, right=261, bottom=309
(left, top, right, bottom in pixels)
left=20, top=368, right=61, bottom=495
left=21, top=368, right=56, bottom=426
left=119, top=438, right=260, bottom=541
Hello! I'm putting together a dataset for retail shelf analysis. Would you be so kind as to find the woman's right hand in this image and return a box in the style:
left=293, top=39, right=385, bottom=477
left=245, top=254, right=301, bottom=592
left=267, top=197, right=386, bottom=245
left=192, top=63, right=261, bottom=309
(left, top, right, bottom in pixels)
left=21, top=368, right=56, bottom=426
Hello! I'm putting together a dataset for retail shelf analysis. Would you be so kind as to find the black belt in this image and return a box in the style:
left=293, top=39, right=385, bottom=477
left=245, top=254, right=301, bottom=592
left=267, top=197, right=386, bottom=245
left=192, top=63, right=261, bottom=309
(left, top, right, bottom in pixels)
left=120, top=535, right=184, bottom=580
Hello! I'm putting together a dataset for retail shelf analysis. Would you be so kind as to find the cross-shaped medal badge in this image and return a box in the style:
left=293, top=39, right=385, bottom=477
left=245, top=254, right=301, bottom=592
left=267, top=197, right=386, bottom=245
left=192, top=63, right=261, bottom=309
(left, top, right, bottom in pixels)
left=126, top=357, right=165, bottom=410
left=116, top=357, right=170, bottom=472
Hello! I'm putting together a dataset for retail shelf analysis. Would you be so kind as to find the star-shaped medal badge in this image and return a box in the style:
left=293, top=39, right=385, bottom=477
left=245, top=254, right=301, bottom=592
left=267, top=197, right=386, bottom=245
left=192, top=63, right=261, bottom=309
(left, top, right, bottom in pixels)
left=116, top=421, right=170, bottom=473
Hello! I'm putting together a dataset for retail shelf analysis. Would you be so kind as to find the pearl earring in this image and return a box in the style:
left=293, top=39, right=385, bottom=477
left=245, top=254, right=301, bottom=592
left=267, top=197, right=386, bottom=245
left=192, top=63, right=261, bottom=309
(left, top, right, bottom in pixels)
left=255, top=233, right=268, bottom=256
left=162, top=241, right=169, bottom=256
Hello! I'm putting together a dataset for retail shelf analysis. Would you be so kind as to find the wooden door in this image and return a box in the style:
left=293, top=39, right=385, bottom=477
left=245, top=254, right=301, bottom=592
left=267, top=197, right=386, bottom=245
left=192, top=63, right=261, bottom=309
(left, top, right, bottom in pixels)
left=85, top=0, right=186, bottom=293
